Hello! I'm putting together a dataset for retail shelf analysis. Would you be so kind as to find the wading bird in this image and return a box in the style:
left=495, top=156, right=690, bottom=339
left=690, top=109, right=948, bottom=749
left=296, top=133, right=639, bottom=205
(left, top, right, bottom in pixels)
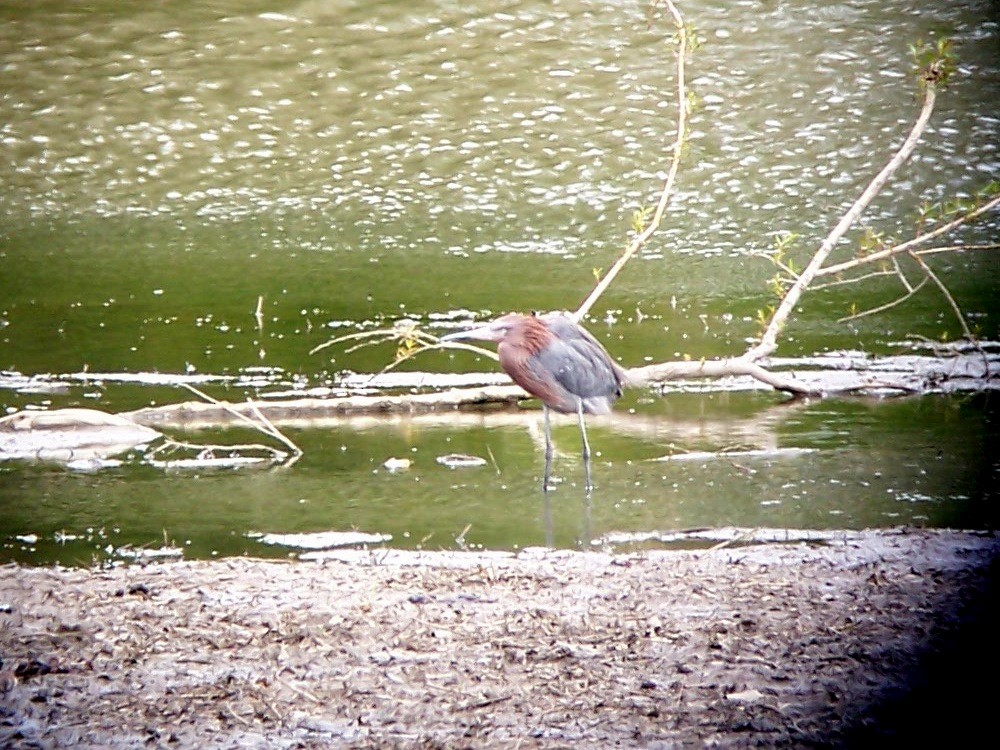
left=441, top=312, right=626, bottom=495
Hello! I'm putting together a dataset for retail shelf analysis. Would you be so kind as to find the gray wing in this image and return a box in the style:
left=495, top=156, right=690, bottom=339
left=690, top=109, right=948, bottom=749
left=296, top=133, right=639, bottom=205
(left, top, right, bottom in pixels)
left=533, top=314, right=624, bottom=412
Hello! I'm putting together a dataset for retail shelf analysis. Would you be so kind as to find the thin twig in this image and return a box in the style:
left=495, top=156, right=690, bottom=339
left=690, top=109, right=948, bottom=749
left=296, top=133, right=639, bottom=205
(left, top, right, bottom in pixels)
left=254, top=295, right=265, bottom=332
left=310, top=327, right=435, bottom=355
left=837, top=278, right=929, bottom=322
left=310, top=325, right=499, bottom=361
left=179, top=382, right=302, bottom=460
left=246, top=399, right=303, bottom=460
left=707, top=528, right=759, bottom=551
left=486, top=444, right=501, bottom=476
left=573, top=0, right=689, bottom=323
left=816, top=194, right=1000, bottom=278
left=810, top=270, right=896, bottom=291
left=278, top=678, right=323, bottom=705
left=891, top=254, right=915, bottom=293
left=906, top=250, right=976, bottom=340
left=913, top=242, right=1000, bottom=256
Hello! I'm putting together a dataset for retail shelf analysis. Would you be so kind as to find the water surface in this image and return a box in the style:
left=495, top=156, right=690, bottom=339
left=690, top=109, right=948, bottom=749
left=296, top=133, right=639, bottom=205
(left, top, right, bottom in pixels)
left=1, top=0, right=998, bottom=564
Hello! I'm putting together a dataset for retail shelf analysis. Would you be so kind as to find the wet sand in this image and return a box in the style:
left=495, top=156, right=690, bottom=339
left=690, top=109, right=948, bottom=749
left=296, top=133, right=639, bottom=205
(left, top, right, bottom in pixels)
left=2, top=528, right=997, bottom=748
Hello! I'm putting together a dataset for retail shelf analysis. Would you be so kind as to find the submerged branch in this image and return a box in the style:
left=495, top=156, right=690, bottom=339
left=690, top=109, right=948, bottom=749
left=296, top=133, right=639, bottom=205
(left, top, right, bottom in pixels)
left=146, top=438, right=289, bottom=469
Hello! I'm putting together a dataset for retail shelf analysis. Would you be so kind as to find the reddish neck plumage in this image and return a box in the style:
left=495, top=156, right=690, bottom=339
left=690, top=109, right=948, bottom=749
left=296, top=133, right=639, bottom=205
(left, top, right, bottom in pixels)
left=508, top=315, right=552, bottom=356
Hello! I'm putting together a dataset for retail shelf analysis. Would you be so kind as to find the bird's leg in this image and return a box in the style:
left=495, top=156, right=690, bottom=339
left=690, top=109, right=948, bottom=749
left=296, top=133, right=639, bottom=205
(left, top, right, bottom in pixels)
left=542, top=405, right=554, bottom=547
left=542, top=404, right=554, bottom=493
left=577, top=399, right=593, bottom=493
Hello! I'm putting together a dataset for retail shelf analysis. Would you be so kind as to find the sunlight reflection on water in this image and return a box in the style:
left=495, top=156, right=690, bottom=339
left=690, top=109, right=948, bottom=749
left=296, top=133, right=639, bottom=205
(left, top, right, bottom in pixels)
left=1, top=1, right=998, bottom=563
left=1, top=0, right=996, bottom=259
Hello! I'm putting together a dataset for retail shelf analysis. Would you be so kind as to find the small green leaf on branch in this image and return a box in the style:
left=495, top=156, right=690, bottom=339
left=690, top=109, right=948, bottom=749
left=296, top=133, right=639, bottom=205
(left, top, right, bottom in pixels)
left=910, top=37, right=956, bottom=87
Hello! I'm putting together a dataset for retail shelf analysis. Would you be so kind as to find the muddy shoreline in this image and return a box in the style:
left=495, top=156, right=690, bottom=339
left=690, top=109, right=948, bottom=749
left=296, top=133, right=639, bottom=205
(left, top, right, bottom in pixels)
left=2, top=528, right=997, bottom=748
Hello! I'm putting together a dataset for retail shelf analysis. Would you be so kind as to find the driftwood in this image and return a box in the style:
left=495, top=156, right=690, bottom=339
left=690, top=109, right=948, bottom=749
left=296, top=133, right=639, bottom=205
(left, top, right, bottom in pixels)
left=0, top=408, right=161, bottom=463
left=112, top=346, right=999, bottom=431
left=125, top=385, right=527, bottom=429
left=5, top=341, right=988, bottom=466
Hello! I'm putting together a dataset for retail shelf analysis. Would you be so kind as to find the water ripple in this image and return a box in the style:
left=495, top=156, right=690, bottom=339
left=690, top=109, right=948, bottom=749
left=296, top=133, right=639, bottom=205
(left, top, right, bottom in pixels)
left=0, top=0, right=996, bottom=259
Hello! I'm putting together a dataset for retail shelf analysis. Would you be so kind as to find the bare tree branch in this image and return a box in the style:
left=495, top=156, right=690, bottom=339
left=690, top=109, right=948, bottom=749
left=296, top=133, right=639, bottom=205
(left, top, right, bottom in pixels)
left=816, top=193, right=1000, bottom=278
left=300, top=23, right=994, bottom=412
left=626, top=358, right=813, bottom=395
left=745, top=81, right=939, bottom=361
left=906, top=250, right=976, bottom=341
left=573, top=0, right=689, bottom=324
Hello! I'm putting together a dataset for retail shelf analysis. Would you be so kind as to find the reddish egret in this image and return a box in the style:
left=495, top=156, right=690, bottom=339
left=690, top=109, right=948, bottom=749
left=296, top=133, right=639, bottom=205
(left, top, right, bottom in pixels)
left=441, top=312, right=626, bottom=494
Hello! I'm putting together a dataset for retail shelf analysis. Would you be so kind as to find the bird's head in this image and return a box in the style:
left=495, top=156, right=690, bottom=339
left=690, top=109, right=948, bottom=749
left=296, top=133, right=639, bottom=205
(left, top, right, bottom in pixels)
left=439, top=313, right=529, bottom=344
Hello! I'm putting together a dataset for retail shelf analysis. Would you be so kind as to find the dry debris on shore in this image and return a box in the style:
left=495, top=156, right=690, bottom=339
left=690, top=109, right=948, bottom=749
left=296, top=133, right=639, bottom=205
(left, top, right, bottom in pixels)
left=1, top=528, right=997, bottom=749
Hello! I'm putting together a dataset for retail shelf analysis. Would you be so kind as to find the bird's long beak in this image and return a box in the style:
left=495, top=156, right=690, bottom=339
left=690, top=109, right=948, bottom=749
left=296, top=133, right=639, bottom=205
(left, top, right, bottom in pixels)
left=439, top=321, right=503, bottom=343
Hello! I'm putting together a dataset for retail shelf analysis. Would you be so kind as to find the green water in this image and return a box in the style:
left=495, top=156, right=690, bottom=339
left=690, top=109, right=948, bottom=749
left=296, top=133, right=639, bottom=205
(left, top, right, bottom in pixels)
left=1, top=0, right=998, bottom=564
left=1, top=392, right=996, bottom=565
